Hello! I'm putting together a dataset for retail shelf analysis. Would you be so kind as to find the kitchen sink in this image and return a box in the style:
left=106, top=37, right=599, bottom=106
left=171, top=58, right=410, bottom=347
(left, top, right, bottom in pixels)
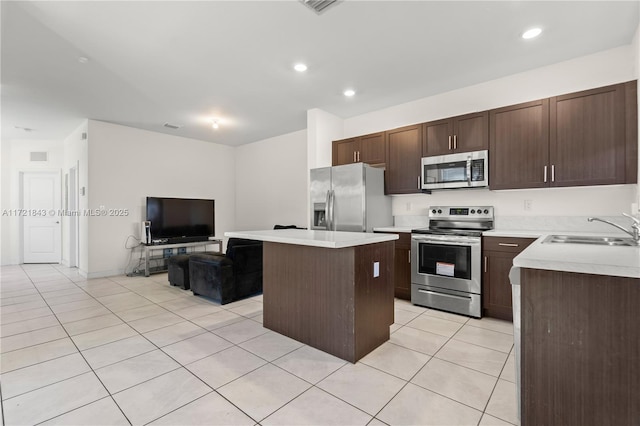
left=542, top=235, right=639, bottom=247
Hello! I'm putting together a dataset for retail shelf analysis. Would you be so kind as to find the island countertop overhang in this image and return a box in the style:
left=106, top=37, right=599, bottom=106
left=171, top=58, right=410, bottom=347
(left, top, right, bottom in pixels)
left=224, top=229, right=398, bottom=249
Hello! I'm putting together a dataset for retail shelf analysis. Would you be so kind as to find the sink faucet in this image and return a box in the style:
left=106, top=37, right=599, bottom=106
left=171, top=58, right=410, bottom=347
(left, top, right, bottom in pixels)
left=587, top=213, right=640, bottom=242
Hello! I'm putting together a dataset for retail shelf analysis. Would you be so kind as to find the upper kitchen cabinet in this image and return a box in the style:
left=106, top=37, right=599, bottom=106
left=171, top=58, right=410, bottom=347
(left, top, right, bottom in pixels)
left=549, top=82, right=634, bottom=187
left=490, top=99, right=550, bottom=190
left=490, top=81, right=638, bottom=190
left=386, top=124, right=423, bottom=194
left=423, top=111, right=489, bottom=156
left=332, top=132, right=386, bottom=167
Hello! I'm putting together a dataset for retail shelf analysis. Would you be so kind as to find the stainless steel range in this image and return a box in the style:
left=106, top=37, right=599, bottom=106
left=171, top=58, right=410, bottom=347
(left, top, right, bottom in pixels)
left=411, top=206, right=494, bottom=318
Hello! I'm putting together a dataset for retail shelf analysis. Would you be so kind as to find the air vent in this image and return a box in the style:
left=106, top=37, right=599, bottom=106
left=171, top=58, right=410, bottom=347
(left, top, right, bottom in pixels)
left=299, top=0, right=338, bottom=14
left=163, top=122, right=183, bottom=130
left=30, top=152, right=48, bottom=162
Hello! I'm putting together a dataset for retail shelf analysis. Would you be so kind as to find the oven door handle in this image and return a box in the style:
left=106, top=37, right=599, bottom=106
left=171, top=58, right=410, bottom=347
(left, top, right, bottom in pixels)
left=412, top=236, right=480, bottom=246
left=418, top=289, right=472, bottom=301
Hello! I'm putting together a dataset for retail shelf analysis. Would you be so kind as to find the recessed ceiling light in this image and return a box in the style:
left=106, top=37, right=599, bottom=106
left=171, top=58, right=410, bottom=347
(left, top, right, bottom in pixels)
left=522, top=28, right=542, bottom=40
left=344, top=89, right=356, bottom=97
left=78, top=56, right=89, bottom=64
left=294, top=63, right=308, bottom=72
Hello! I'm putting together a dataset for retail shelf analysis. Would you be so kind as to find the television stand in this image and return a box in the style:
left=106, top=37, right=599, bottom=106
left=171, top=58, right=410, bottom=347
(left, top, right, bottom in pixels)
left=142, top=240, right=222, bottom=277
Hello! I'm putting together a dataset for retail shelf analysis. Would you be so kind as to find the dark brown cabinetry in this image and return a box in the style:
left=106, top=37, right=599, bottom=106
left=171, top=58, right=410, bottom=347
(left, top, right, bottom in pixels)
left=550, top=83, right=627, bottom=187
left=482, top=236, right=535, bottom=320
left=489, top=100, right=550, bottom=190
left=332, top=132, right=386, bottom=166
left=375, top=231, right=411, bottom=300
left=385, top=125, right=423, bottom=194
left=490, top=81, right=637, bottom=190
left=521, top=269, right=640, bottom=425
left=423, top=112, right=488, bottom=156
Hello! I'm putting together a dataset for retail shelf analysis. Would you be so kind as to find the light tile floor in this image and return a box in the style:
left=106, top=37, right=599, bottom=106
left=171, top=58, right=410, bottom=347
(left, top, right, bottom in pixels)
left=0, top=264, right=518, bottom=425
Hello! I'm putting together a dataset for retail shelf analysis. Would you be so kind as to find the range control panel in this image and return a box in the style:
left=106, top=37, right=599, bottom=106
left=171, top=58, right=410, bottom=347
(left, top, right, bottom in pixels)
left=428, top=206, right=494, bottom=220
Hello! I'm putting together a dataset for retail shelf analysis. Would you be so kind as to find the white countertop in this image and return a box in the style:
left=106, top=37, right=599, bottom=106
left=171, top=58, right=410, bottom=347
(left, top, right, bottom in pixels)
left=513, top=234, right=640, bottom=278
left=483, top=229, right=544, bottom=238
left=373, top=226, right=413, bottom=233
left=225, top=229, right=398, bottom=249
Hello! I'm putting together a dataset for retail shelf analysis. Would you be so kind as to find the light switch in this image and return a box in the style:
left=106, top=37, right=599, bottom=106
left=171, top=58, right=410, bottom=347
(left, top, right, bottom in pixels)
left=373, top=261, right=380, bottom=278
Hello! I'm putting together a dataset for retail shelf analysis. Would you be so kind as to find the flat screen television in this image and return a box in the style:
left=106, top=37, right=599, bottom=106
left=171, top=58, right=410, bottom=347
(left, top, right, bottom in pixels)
left=146, top=197, right=215, bottom=244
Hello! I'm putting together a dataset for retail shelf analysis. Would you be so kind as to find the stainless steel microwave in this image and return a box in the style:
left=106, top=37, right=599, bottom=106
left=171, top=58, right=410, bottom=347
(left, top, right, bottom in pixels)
left=421, top=150, right=488, bottom=190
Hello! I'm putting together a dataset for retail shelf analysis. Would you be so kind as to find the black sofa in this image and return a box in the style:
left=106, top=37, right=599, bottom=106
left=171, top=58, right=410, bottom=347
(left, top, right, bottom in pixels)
left=188, top=238, right=263, bottom=304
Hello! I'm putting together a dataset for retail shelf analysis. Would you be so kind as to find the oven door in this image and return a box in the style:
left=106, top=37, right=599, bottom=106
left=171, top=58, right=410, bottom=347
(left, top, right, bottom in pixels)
left=411, top=234, right=481, bottom=294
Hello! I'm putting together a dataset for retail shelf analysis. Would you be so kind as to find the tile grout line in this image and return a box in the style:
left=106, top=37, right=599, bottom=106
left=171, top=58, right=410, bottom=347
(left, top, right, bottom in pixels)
left=2, top=265, right=134, bottom=426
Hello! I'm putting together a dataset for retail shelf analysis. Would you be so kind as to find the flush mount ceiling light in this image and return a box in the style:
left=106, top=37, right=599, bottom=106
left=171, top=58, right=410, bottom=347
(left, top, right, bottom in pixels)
left=78, top=56, right=89, bottom=64
left=343, top=89, right=356, bottom=97
left=522, top=27, right=542, bottom=39
left=299, top=0, right=339, bottom=14
left=294, top=63, right=308, bottom=72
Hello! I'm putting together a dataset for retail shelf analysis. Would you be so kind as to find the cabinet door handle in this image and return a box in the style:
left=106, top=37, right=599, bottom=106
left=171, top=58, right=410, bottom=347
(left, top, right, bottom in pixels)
left=453, top=135, right=457, bottom=150
left=417, top=176, right=421, bottom=189
left=448, top=136, right=452, bottom=150
left=484, top=256, right=487, bottom=273
left=498, top=243, right=519, bottom=247
left=353, top=151, right=356, bottom=163
left=357, top=151, right=360, bottom=162
left=544, top=165, right=548, bottom=183
left=408, top=251, right=411, bottom=264
left=551, top=164, right=555, bottom=182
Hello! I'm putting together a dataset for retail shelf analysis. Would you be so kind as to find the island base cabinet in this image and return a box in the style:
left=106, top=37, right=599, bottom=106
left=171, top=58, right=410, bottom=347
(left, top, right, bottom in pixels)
left=263, top=241, right=394, bottom=363
left=521, top=269, right=640, bottom=426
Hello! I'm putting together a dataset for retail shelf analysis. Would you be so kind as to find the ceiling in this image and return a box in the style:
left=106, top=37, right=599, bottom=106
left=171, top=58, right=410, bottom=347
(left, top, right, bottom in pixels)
left=2, top=1, right=639, bottom=146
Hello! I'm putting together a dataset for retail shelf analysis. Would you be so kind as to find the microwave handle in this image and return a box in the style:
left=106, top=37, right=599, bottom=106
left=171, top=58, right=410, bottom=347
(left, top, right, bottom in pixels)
left=466, top=157, right=472, bottom=186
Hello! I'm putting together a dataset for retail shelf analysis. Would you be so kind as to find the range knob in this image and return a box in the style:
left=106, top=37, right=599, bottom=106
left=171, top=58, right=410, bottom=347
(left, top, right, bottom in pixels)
left=470, top=209, right=476, bottom=214
left=477, top=210, right=482, bottom=215
left=432, top=209, right=437, bottom=214
left=483, top=209, right=489, bottom=214
left=437, top=209, right=442, bottom=214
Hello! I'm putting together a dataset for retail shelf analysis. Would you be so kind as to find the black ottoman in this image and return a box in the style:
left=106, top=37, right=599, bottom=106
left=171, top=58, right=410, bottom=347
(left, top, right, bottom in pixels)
left=167, top=254, right=191, bottom=289
left=189, top=254, right=235, bottom=304
left=167, top=252, right=219, bottom=290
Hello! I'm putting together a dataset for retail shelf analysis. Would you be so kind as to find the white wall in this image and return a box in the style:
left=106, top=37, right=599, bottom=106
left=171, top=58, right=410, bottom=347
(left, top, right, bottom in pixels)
left=62, top=121, right=88, bottom=271
left=320, top=45, right=638, bottom=219
left=307, top=108, right=344, bottom=170
left=235, top=130, right=307, bottom=230
left=85, top=120, right=236, bottom=278
left=0, top=138, right=65, bottom=265
left=1, top=137, right=12, bottom=265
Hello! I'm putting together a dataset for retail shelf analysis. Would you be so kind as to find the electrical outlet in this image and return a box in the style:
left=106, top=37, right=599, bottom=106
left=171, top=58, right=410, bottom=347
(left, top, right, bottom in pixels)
left=524, top=200, right=532, bottom=211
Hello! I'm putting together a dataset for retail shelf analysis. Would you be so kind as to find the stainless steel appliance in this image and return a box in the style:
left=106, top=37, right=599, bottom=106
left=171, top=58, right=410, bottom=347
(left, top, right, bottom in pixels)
left=310, top=163, right=392, bottom=232
left=421, top=150, right=488, bottom=190
left=411, top=206, right=494, bottom=318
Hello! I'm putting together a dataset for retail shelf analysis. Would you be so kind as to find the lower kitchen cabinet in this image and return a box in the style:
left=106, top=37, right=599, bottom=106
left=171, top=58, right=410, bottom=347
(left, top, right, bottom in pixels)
left=521, top=269, right=640, bottom=425
left=482, top=236, right=536, bottom=320
left=376, top=231, right=411, bottom=300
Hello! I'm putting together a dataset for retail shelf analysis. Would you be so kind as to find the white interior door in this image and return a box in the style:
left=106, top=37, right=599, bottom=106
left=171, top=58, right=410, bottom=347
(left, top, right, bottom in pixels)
left=22, top=171, right=62, bottom=263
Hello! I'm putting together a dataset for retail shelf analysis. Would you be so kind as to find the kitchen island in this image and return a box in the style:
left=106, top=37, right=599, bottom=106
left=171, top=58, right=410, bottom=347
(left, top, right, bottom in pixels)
left=225, top=229, right=398, bottom=363
left=510, top=235, right=640, bottom=426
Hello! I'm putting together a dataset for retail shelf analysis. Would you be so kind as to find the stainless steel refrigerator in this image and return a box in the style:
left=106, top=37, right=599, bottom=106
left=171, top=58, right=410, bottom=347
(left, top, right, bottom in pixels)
left=310, top=163, right=392, bottom=232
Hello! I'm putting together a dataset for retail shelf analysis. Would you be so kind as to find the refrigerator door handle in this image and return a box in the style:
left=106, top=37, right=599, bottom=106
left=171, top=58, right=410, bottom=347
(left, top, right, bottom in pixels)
left=328, top=190, right=335, bottom=231
left=324, top=190, right=331, bottom=230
